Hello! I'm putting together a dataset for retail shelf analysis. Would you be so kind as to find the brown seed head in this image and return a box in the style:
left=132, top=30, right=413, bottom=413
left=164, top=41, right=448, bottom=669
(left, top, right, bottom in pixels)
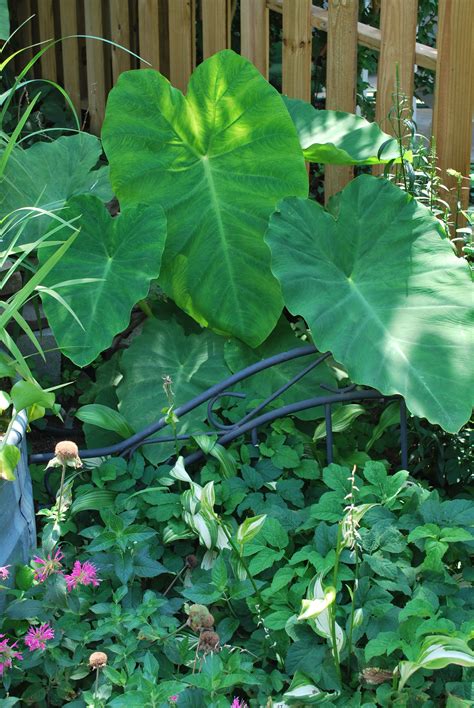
left=89, top=651, right=108, bottom=669
left=198, top=630, right=220, bottom=653
left=186, top=554, right=198, bottom=569
left=55, top=441, right=79, bottom=460
left=361, top=667, right=393, bottom=685
left=200, top=613, right=215, bottom=629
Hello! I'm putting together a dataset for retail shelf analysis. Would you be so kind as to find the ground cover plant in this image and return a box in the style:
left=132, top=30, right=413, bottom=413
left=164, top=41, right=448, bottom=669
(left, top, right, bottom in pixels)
left=0, top=44, right=472, bottom=707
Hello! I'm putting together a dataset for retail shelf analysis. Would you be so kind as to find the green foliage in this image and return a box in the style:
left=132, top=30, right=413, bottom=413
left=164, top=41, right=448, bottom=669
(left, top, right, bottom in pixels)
left=0, top=134, right=112, bottom=249
left=2, top=419, right=472, bottom=705
left=38, top=195, right=167, bottom=366
left=102, top=50, right=308, bottom=347
left=265, top=175, right=472, bottom=433
left=284, top=97, right=401, bottom=165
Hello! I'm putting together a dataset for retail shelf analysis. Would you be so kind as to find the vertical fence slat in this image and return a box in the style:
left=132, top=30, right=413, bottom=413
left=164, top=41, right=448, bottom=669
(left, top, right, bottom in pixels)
left=13, top=0, right=34, bottom=68
left=325, top=0, right=358, bottom=201
left=433, top=0, right=474, bottom=228
left=282, top=0, right=312, bottom=101
left=37, top=0, right=57, bottom=81
left=110, top=0, right=131, bottom=83
left=240, top=0, right=269, bottom=77
left=138, top=0, right=160, bottom=69
left=375, top=0, right=418, bottom=132
left=168, top=0, right=195, bottom=92
left=84, top=0, right=106, bottom=135
left=60, top=1, right=81, bottom=115
left=202, top=0, right=231, bottom=59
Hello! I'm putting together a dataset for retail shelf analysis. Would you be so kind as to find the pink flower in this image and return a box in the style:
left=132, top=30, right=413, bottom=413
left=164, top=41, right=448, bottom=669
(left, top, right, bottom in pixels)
left=32, top=549, right=64, bottom=582
left=0, top=565, right=10, bottom=580
left=64, top=561, right=100, bottom=592
left=0, top=634, right=23, bottom=674
left=24, top=623, right=55, bottom=651
left=169, top=698, right=178, bottom=703
left=231, top=700, right=247, bottom=708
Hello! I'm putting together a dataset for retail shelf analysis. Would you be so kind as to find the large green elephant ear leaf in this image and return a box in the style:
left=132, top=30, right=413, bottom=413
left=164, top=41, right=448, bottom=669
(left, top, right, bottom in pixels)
left=1, top=133, right=112, bottom=249
left=39, top=195, right=166, bottom=367
left=283, top=97, right=402, bottom=165
left=101, top=49, right=308, bottom=347
left=117, top=315, right=230, bottom=463
left=265, top=175, right=472, bottom=433
left=225, top=317, right=335, bottom=420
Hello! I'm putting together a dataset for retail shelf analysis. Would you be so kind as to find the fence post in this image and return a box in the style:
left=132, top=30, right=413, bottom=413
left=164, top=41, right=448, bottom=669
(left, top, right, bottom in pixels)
left=282, top=0, right=312, bottom=101
left=60, top=1, right=81, bottom=116
left=37, top=0, right=57, bottom=82
left=325, top=0, right=359, bottom=202
left=168, top=0, right=195, bottom=92
left=84, top=0, right=106, bottom=136
left=110, top=0, right=131, bottom=83
left=375, top=0, right=418, bottom=134
left=240, top=0, right=269, bottom=78
left=138, top=0, right=160, bottom=69
left=202, top=0, right=231, bottom=59
left=433, top=0, right=474, bottom=244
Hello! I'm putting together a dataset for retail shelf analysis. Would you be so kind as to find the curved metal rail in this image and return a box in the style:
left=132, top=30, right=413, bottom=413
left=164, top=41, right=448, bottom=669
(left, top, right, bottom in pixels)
left=29, top=345, right=408, bottom=470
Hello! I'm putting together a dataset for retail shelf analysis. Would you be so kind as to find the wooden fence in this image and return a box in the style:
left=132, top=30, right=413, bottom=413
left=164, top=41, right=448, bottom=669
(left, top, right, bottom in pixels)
left=9, top=0, right=474, bottom=206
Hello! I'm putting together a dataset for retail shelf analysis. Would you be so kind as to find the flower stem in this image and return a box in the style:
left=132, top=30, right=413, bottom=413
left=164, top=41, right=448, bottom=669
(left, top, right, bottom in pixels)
left=346, top=549, right=359, bottom=679
left=330, top=523, right=343, bottom=686
left=56, top=461, right=67, bottom=522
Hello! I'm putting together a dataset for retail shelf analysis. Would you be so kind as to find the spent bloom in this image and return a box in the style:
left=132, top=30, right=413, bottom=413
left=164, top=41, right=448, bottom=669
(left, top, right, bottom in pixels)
left=89, top=651, right=108, bottom=669
left=0, top=565, right=10, bottom=580
left=32, top=548, right=64, bottom=583
left=65, top=561, right=100, bottom=591
left=0, top=635, right=22, bottom=675
left=24, top=623, right=54, bottom=651
left=46, top=440, right=82, bottom=470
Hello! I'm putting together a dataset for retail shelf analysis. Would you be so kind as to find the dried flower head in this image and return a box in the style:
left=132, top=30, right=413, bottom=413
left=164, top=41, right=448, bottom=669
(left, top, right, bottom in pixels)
left=361, top=667, right=393, bottom=685
left=32, top=549, right=64, bottom=583
left=0, top=635, right=22, bottom=675
left=186, top=554, right=198, bottom=569
left=46, top=440, right=82, bottom=469
left=65, top=560, right=100, bottom=591
left=186, top=604, right=214, bottom=632
left=24, top=623, right=54, bottom=651
left=198, top=630, right=220, bottom=653
left=89, top=651, right=108, bottom=669
left=0, top=565, right=10, bottom=581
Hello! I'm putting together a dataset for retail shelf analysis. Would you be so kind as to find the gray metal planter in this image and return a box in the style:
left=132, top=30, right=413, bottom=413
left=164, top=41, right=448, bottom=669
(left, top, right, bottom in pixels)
left=0, top=411, right=36, bottom=608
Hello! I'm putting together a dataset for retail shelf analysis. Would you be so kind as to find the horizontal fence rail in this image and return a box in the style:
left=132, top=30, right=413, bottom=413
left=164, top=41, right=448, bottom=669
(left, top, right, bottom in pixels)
left=8, top=1, right=473, bottom=207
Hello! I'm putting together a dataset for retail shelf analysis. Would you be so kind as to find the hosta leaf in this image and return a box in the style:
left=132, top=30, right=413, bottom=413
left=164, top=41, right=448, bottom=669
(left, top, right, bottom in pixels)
left=39, top=195, right=166, bottom=366
left=284, top=671, right=339, bottom=705
left=398, top=635, right=474, bottom=691
left=284, top=97, right=402, bottom=165
left=117, top=315, right=229, bottom=462
left=75, top=404, right=134, bottom=439
left=313, top=404, right=365, bottom=440
left=265, top=175, right=472, bottom=433
left=102, top=50, right=308, bottom=346
left=224, top=316, right=334, bottom=420
left=1, top=133, right=112, bottom=248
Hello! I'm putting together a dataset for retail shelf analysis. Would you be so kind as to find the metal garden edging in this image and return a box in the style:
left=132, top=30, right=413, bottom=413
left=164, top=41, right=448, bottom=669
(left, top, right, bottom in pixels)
left=30, top=346, right=409, bottom=471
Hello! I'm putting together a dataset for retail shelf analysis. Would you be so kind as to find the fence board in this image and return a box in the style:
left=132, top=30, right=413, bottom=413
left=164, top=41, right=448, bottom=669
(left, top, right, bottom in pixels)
left=240, top=0, right=268, bottom=77
left=325, top=0, right=358, bottom=201
left=37, top=0, right=57, bottom=81
left=282, top=0, right=312, bottom=101
left=168, top=0, right=195, bottom=92
left=110, top=0, right=131, bottom=82
left=60, top=1, right=81, bottom=115
left=138, top=0, right=160, bottom=69
left=375, top=0, right=418, bottom=133
left=84, top=0, right=106, bottom=135
left=202, top=0, right=231, bottom=59
left=12, top=0, right=34, bottom=69
left=433, top=0, right=474, bottom=244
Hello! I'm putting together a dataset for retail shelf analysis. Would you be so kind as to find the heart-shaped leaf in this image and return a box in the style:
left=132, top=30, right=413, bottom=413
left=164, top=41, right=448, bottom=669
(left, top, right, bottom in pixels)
left=39, top=195, right=166, bottom=366
left=117, top=315, right=230, bottom=463
left=102, top=50, right=308, bottom=347
left=284, top=97, right=402, bottom=165
left=1, top=133, right=112, bottom=249
left=265, top=175, right=472, bottom=433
